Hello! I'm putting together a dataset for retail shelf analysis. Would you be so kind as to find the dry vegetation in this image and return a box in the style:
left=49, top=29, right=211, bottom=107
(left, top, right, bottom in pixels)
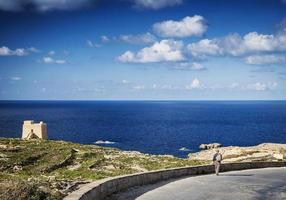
left=0, top=138, right=205, bottom=200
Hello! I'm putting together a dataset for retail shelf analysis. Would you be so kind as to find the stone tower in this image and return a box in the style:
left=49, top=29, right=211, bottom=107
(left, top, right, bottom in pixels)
left=22, top=120, right=48, bottom=140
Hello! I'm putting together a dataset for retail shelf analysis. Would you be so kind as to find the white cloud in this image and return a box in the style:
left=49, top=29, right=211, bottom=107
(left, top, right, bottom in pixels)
left=186, top=78, right=200, bottom=90
left=119, top=33, right=156, bottom=45
left=117, top=39, right=185, bottom=63
left=206, top=82, right=278, bottom=91
left=48, top=51, right=55, bottom=56
left=187, top=32, right=286, bottom=58
left=133, top=0, right=183, bottom=10
left=0, top=1, right=22, bottom=11
left=43, top=57, right=66, bottom=64
left=122, top=80, right=130, bottom=84
left=159, top=84, right=178, bottom=90
left=10, top=76, right=22, bottom=81
left=228, top=83, right=240, bottom=89
left=0, top=46, right=29, bottom=56
left=243, top=32, right=279, bottom=52
left=43, top=57, right=53, bottom=64
left=125, top=80, right=278, bottom=93
left=173, top=62, right=206, bottom=70
left=133, top=83, right=179, bottom=91
left=153, top=15, right=207, bottom=38
left=0, top=0, right=96, bottom=12
left=118, top=51, right=135, bottom=62
left=245, top=55, right=286, bottom=65
left=133, top=85, right=145, bottom=90
left=86, top=40, right=101, bottom=48
left=187, top=39, right=221, bottom=57
left=101, top=35, right=110, bottom=43
left=217, top=34, right=246, bottom=56
left=87, top=40, right=93, bottom=47
left=277, top=18, right=286, bottom=34
left=247, top=82, right=278, bottom=91
left=28, top=47, right=40, bottom=53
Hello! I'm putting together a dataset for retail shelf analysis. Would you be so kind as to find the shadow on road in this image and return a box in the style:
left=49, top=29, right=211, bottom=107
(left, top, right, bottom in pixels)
left=106, top=172, right=255, bottom=200
left=106, top=176, right=190, bottom=200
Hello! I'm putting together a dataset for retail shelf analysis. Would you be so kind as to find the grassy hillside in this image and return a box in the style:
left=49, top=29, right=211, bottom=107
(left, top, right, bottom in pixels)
left=0, top=138, right=206, bottom=200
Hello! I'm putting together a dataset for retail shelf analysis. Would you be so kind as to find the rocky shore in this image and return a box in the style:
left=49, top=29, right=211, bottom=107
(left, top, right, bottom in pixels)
left=188, top=143, right=286, bottom=162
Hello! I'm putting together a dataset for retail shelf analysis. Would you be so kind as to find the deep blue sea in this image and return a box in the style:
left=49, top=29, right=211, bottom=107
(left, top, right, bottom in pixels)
left=0, top=101, right=286, bottom=157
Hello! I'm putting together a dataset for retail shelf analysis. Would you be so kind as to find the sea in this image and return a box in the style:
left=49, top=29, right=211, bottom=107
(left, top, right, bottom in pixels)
left=0, top=101, right=285, bottom=158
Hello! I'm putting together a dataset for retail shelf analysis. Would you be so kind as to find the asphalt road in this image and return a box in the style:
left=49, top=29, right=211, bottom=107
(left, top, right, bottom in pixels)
left=109, top=167, right=286, bottom=200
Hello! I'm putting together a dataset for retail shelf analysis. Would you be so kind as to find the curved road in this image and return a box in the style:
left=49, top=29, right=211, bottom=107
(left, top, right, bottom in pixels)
left=110, top=167, right=286, bottom=200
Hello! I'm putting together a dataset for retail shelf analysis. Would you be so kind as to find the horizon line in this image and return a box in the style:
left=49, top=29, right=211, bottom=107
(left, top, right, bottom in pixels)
left=0, top=99, right=286, bottom=102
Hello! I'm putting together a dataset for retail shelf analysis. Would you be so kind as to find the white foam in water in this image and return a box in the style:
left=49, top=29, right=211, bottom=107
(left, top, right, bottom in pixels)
left=179, top=147, right=191, bottom=151
left=95, top=140, right=116, bottom=145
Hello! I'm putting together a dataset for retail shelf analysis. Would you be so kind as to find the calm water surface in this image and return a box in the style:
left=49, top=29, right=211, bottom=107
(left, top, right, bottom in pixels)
left=0, top=101, right=285, bottom=157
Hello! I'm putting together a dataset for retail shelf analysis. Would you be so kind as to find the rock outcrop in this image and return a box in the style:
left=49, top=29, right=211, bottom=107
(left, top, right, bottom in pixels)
left=189, top=143, right=286, bottom=163
left=199, top=143, right=222, bottom=150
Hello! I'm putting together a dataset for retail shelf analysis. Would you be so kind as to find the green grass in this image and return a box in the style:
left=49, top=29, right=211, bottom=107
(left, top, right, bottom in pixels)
left=0, top=137, right=206, bottom=200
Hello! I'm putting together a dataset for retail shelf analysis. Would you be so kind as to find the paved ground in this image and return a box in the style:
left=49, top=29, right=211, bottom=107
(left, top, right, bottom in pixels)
left=108, top=167, right=286, bottom=200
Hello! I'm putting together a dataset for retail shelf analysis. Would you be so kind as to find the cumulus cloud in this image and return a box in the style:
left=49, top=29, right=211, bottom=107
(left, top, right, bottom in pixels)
left=245, top=55, right=286, bottom=65
left=133, top=0, right=183, bottom=10
left=0, top=0, right=96, bottom=12
left=187, top=32, right=286, bottom=58
left=0, top=46, right=32, bottom=56
left=117, top=39, right=184, bottom=63
left=243, top=32, right=280, bottom=52
left=247, top=82, right=278, bottom=91
left=43, top=57, right=66, bottom=64
left=153, top=15, right=207, bottom=38
left=119, top=33, right=156, bottom=45
left=173, top=62, right=206, bottom=71
left=187, top=39, right=221, bottom=58
left=186, top=78, right=200, bottom=90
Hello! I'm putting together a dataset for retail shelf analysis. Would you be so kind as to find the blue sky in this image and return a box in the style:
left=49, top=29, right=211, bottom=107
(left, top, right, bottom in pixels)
left=0, top=0, right=286, bottom=100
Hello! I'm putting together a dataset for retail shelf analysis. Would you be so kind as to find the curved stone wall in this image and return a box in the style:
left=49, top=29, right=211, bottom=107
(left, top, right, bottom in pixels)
left=64, top=161, right=286, bottom=200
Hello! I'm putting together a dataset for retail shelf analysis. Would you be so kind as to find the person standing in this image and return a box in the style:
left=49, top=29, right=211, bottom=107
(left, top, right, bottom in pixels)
left=213, top=149, right=223, bottom=175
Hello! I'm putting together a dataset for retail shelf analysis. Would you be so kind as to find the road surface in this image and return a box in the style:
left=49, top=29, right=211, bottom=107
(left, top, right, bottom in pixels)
left=108, top=167, right=286, bottom=200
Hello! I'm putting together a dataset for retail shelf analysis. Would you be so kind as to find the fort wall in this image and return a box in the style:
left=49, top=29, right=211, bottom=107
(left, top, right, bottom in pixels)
left=22, top=120, right=48, bottom=139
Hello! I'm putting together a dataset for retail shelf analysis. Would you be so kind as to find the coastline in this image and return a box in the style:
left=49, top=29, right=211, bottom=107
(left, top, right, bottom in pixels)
left=0, top=137, right=204, bottom=200
left=1, top=137, right=286, bottom=200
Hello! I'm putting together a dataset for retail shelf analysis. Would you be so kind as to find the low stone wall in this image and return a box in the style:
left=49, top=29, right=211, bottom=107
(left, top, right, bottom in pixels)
left=64, top=161, right=286, bottom=200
